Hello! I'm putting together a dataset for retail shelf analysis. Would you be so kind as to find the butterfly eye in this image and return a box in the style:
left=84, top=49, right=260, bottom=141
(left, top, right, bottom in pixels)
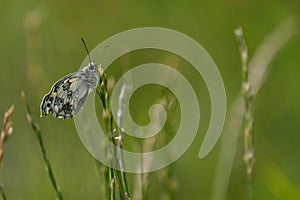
left=89, top=64, right=96, bottom=70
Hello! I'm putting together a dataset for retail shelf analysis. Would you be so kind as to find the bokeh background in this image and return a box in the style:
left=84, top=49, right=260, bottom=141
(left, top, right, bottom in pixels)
left=0, top=0, right=300, bottom=199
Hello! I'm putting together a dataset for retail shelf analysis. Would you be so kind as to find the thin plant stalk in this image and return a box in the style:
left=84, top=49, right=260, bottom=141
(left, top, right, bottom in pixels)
left=0, top=105, right=14, bottom=166
left=97, top=68, right=131, bottom=200
left=156, top=93, right=178, bottom=200
left=234, top=27, right=255, bottom=200
left=211, top=16, right=299, bottom=200
left=116, top=85, right=131, bottom=199
left=131, top=57, right=180, bottom=200
left=132, top=93, right=178, bottom=200
left=162, top=95, right=178, bottom=200
left=0, top=105, right=15, bottom=200
left=22, top=92, right=64, bottom=200
left=98, top=71, right=118, bottom=200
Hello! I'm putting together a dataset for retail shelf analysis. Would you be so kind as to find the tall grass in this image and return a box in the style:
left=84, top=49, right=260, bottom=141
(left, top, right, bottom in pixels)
left=96, top=67, right=131, bottom=200
left=22, top=92, right=64, bottom=200
left=0, top=105, right=15, bottom=200
left=211, top=16, right=300, bottom=200
left=234, top=27, right=255, bottom=200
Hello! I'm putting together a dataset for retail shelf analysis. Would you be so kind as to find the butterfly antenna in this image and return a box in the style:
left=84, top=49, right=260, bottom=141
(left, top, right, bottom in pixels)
left=81, top=38, right=92, bottom=64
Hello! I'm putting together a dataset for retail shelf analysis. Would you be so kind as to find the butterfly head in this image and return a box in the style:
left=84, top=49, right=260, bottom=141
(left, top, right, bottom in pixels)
left=87, top=62, right=97, bottom=72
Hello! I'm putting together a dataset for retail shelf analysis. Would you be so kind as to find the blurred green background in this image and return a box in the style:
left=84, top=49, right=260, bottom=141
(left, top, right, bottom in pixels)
left=0, top=0, right=300, bottom=199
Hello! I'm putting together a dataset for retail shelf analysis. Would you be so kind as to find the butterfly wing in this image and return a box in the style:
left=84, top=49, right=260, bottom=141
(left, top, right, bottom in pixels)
left=40, top=71, right=90, bottom=119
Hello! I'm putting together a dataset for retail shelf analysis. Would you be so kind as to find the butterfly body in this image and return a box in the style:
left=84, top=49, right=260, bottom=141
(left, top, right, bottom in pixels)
left=40, top=62, right=100, bottom=119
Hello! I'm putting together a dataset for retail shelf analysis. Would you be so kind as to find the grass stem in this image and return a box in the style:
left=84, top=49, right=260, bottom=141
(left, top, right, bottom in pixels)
left=0, top=105, right=15, bottom=200
left=97, top=68, right=131, bottom=200
left=116, top=85, right=131, bottom=199
left=234, top=27, right=255, bottom=200
left=0, top=105, right=14, bottom=167
left=211, top=16, right=299, bottom=200
left=22, top=92, right=64, bottom=200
